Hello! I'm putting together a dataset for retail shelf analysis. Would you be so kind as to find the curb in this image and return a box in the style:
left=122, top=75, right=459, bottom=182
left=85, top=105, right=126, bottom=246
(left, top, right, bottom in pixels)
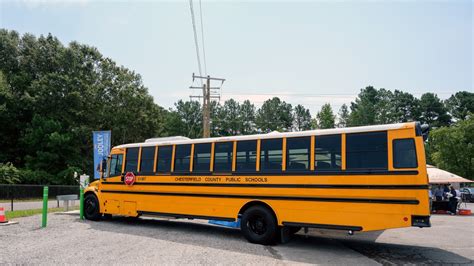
left=54, top=210, right=80, bottom=215
left=0, top=220, right=19, bottom=226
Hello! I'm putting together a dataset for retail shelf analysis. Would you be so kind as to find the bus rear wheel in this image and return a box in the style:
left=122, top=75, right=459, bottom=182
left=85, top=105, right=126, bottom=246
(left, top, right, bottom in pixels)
left=84, top=193, right=102, bottom=221
left=241, top=205, right=277, bottom=245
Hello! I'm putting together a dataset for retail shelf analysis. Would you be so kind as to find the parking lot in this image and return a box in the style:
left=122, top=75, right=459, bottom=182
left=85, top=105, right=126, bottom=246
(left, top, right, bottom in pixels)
left=1, top=205, right=473, bottom=265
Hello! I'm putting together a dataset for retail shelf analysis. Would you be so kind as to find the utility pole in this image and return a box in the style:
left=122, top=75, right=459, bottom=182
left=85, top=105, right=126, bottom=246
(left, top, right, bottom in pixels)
left=190, top=73, right=225, bottom=138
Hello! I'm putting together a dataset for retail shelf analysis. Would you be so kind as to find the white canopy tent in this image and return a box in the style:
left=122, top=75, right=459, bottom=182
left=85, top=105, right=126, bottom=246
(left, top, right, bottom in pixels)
left=427, top=165, right=473, bottom=189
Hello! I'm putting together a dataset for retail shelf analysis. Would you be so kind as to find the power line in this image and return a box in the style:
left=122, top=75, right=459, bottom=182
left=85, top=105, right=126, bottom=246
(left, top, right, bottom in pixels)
left=191, top=74, right=226, bottom=138
left=189, top=0, right=203, bottom=85
left=198, top=0, right=207, bottom=76
left=188, top=1, right=226, bottom=137
left=221, top=91, right=459, bottom=97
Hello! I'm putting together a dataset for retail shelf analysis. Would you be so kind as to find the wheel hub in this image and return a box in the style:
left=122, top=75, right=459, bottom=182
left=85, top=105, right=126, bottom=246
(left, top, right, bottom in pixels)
left=85, top=198, right=96, bottom=215
left=249, top=215, right=267, bottom=235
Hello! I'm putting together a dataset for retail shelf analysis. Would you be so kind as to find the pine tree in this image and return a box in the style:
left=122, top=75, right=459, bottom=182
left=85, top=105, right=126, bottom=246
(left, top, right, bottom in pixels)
left=316, top=103, right=335, bottom=129
left=337, top=104, right=350, bottom=127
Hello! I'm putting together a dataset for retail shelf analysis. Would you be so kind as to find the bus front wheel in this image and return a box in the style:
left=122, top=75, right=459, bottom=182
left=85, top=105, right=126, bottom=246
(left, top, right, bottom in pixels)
left=84, top=193, right=102, bottom=221
left=241, top=205, right=278, bottom=245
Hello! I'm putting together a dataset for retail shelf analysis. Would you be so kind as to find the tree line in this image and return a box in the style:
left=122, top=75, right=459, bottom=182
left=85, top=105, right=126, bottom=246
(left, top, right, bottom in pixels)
left=0, top=30, right=472, bottom=184
left=171, top=89, right=472, bottom=136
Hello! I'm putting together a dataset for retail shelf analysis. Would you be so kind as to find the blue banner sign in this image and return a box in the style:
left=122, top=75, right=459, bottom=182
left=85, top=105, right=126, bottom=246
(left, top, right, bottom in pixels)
left=93, top=131, right=111, bottom=179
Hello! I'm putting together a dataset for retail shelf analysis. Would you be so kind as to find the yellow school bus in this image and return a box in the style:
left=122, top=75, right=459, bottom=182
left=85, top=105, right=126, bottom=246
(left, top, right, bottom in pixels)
left=84, top=122, right=431, bottom=244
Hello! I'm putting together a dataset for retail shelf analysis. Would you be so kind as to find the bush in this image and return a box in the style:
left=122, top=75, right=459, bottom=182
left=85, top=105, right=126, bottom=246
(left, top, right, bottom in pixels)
left=0, top=162, right=21, bottom=184
left=429, top=116, right=474, bottom=180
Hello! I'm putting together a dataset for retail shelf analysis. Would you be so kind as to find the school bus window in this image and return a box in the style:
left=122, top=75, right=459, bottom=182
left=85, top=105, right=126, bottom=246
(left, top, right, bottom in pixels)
left=286, top=137, right=310, bottom=171
left=124, top=147, right=139, bottom=172
left=315, top=135, right=341, bottom=170
left=214, top=142, right=233, bottom=172
left=346, top=131, right=388, bottom=170
left=139, top=147, right=155, bottom=173
left=109, top=154, right=123, bottom=177
left=393, top=138, right=417, bottom=168
left=260, top=138, right=283, bottom=172
left=193, top=143, right=211, bottom=172
left=157, top=146, right=172, bottom=173
left=174, top=144, right=192, bottom=172
left=235, top=140, right=257, bottom=172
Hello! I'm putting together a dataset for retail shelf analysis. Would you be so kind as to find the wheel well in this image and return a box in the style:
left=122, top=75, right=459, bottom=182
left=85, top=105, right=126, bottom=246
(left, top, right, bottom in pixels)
left=238, top=201, right=278, bottom=223
left=83, top=191, right=101, bottom=213
left=84, top=191, right=96, bottom=198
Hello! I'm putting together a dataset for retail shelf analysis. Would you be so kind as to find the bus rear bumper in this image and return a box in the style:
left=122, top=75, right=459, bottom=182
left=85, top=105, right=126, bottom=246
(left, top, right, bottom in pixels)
left=412, top=215, right=431, bottom=228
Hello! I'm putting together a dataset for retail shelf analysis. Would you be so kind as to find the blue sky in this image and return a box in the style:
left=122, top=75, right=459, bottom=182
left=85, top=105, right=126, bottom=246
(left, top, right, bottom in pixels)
left=1, top=0, right=472, bottom=114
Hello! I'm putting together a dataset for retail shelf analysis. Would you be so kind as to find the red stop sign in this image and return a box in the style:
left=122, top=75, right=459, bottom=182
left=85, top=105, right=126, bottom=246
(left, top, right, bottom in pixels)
left=124, top=172, right=136, bottom=186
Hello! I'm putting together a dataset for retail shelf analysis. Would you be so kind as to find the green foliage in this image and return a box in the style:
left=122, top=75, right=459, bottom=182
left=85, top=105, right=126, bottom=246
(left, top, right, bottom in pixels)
left=18, top=169, right=55, bottom=185
left=293, top=104, right=312, bottom=131
left=391, top=90, right=420, bottom=122
left=239, top=100, right=257, bottom=135
left=0, top=29, right=167, bottom=184
left=346, top=87, right=454, bottom=127
left=316, top=103, right=335, bottom=129
left=445, top=91, right=474, bottom=121
left=0, top=29, right=471, bottom=185
left=255, top=97, right=293, bottom=132
left=373, top=89, right=394, bottom=124
left=0, top=162, right=20, bottom=184
left=212, top=99, right=258, bottom=136
left=171, top=99, right=257, bottom=137
left=424, top=142, right=434, bottom=165
left=429, top=116, right=474, bottom=180
left=215, top=99, right=242, bottom=136
left=0, top=71, right=14, bottom=163
left=419, top=93, right=451, bottom=128
left=166, top=100, right=202, bottom=138
left=348, top=87, right=412, bottom=125
left=348, top=86, right=379, bottom=126
left=337, top=104, right=350, bottom=128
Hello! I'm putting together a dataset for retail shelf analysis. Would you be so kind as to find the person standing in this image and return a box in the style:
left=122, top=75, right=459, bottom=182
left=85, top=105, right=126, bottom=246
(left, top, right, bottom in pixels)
left=443, top=184, right=450, bottom=200
left=448, top=186, right=458, bottom=215
left=429, top=187, right=433, bottom=212
left=434, top=186, right=443, bottom=201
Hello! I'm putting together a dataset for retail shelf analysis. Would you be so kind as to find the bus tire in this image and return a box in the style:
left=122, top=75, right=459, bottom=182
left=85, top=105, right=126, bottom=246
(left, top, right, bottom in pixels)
left=241, top=205, right=278, bottom=245
left=84, top=193, right=102, bottom=221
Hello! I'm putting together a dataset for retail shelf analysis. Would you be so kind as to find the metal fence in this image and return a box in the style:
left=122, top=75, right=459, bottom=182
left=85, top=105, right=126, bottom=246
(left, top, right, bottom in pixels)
left=0, top=184, right=80, bottom=211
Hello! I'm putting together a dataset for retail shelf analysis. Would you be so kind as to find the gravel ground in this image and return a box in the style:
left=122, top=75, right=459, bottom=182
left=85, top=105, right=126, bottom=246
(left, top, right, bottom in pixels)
left=0, top=204, right=473, bottom=265
left=0, top=214, right=376, bottom=265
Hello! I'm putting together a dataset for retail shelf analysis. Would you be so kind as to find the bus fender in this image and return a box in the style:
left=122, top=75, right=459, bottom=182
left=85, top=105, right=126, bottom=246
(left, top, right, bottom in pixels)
left=84, top=181, right=102, bottom=212
left=238, top=200, right=280, bottom=225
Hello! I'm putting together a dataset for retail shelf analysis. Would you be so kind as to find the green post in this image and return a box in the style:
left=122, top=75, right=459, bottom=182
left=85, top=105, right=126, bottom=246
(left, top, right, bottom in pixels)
left=42, top=186, right=48, bottom=228
left=80, top=187, right=84, bottom=220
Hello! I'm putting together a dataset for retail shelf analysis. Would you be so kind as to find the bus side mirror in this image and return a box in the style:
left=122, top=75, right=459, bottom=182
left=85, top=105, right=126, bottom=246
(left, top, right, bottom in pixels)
left=421, top=124, right=430, bottom=141
left=101, top=158, right=107, bottom=173
left=416, top=122, right=430, bottom=142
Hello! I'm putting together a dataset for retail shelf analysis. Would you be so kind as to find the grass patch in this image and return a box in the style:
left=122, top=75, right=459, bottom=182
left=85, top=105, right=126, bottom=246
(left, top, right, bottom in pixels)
left=5, top=206, right=80, bottom=219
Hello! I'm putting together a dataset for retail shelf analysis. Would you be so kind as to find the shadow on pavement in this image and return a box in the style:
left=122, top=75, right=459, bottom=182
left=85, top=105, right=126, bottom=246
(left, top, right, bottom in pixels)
left=339, top=238, right=473, bottom=265
left=87, top=216, right=472, bottom=265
